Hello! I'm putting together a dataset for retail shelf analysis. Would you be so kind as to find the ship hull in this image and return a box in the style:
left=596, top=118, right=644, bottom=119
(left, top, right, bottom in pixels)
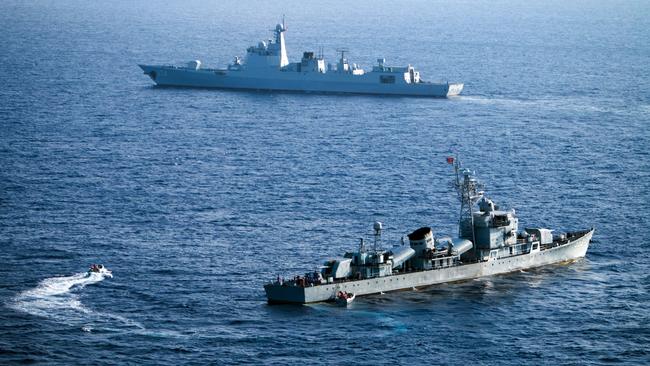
left=139, top=65, right=463, bottom=97
left=265, top=229, right=593, bottom=304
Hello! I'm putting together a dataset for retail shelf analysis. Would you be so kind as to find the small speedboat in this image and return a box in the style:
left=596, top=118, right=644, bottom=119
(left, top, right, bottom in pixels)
left=88, top=264, right=112, bottom=278
left=335, top=291, right=355, bottom=306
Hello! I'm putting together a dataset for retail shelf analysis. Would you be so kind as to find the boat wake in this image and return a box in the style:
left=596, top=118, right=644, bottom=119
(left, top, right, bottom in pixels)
left=8, top=271, right=143, bottom=331
left=459, top=95, right=630, bottom=115
left=9, top=272, right=106, bottom=319
left=7, top=271, right=192, bottom=338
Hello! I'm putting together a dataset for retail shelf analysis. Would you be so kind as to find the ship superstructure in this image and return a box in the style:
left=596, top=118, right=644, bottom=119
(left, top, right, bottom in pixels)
left=264, top=158, right=593, bottom=304
left=139, top=20, right=463, bottom=97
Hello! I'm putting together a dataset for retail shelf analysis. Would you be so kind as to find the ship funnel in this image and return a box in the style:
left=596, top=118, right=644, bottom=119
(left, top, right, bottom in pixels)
left=407, top=227, right=435, bottom=250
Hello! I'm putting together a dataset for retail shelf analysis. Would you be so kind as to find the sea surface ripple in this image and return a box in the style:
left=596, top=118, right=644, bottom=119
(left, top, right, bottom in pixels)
left=1, top=0, right=649, bottom=364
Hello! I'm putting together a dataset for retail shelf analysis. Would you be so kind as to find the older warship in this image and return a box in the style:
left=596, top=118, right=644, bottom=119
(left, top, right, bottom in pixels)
left=139, top=20, right=463, bottom=97
left=264, top=158, right=594, bottom=304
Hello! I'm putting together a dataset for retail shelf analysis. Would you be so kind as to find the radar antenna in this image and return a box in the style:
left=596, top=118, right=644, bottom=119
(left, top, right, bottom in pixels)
left=448, top=156, right=484, bottom=245
left=335, top=48, right=350, bottom=73
left=336, top=48, right=349, bottom=61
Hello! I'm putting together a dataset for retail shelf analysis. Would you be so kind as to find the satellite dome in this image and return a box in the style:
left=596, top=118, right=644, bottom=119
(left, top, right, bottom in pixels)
left=373, top=221, right=383, bottom=232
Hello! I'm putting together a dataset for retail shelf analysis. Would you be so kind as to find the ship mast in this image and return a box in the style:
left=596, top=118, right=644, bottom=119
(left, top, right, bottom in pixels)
left=336, top=48, right=350, bottom=73
left=274, top=16, right=289, bottom=68
left=450, top=157, right=484, bottom=246
left=373, top=221, right=383, bottom=253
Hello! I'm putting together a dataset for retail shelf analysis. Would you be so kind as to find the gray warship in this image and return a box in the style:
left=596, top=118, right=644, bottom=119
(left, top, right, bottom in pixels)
left=264, top=158, right=594, bottom=304
left=139, top=20, right=463, bottom=97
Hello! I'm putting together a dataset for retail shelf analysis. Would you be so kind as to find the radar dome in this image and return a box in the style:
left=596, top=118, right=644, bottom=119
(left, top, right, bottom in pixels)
left=373, top=221, right=383, bottom=232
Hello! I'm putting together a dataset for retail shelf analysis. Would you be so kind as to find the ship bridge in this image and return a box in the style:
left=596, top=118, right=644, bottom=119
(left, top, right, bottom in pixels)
left=239, top=21, right=289, bottom=70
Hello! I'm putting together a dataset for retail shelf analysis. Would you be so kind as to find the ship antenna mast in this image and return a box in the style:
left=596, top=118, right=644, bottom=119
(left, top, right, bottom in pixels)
left=336, top=48, right=349, bottom=62
left=449, top=156, right=484, bottom=246
left=373, top=221, right=383, bottom=253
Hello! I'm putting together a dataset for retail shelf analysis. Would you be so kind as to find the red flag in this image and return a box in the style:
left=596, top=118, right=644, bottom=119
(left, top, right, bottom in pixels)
left=446, top=156, right=454, bottom=164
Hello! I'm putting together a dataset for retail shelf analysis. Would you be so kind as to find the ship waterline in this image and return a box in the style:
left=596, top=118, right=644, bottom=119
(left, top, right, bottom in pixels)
left=139, top=64, right=463, bottom=97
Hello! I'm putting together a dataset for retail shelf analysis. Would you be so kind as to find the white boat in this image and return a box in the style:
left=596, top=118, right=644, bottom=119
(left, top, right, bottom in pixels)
left=88, top=264, right=112, bottom=278
left=335, top=291, right=356, bottom=306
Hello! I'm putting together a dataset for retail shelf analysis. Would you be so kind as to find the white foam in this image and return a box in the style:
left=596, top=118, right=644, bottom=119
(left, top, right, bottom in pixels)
left=8, top=271, right=182, bottom=338
left=7, top=271, right=137, bottom=329
left=9, top=272, right=108, bottom=320
left=21, top=272, right=105, bottom=298
left=460, top=95, right=620, bottom=114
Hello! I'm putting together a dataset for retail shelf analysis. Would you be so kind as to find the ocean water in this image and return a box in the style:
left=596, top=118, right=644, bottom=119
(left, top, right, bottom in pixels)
left=1, top=0, right=649, bottom=364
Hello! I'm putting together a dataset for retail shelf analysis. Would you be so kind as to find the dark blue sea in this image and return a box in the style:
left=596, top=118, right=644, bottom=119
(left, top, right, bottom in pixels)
left=1, top=0, right=649, bottom=364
